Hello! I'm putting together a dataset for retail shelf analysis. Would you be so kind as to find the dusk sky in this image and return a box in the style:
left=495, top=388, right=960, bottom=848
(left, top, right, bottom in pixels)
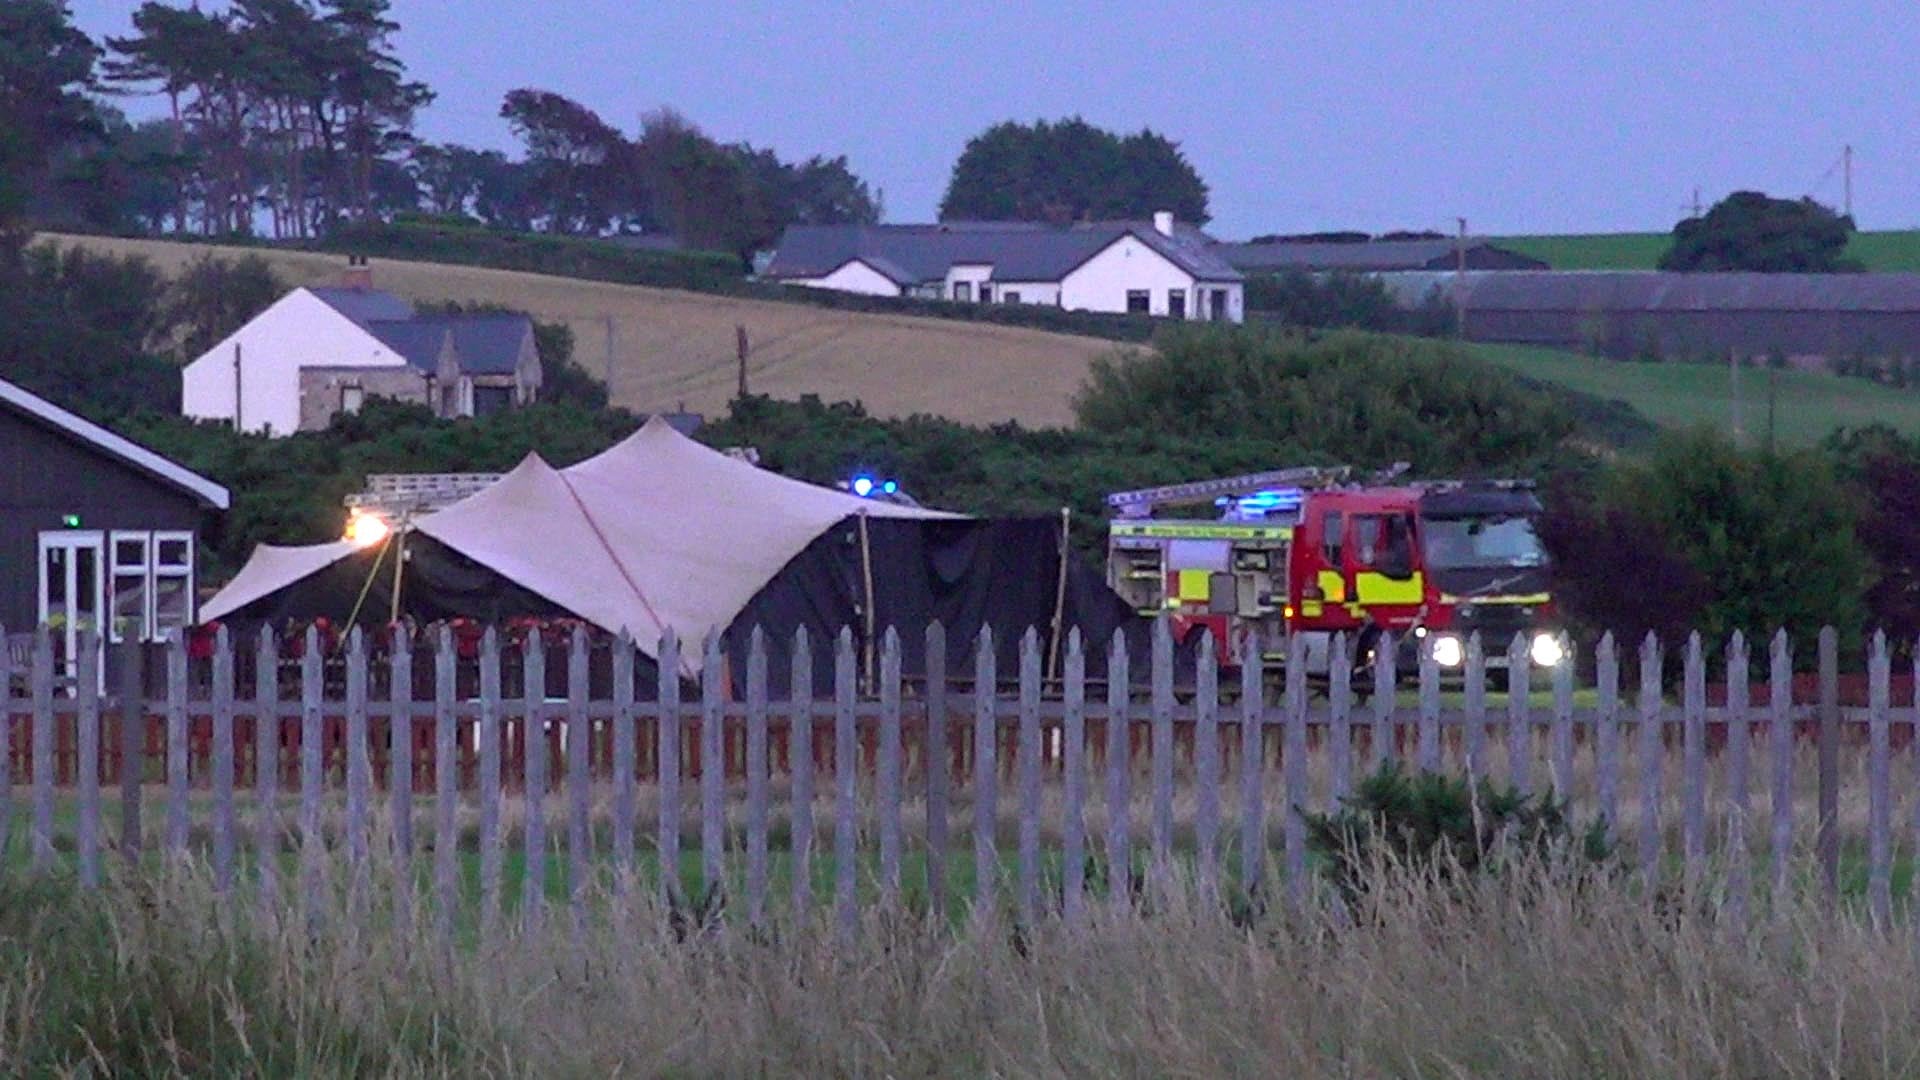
left=66, top=1, right=1920, bottom=239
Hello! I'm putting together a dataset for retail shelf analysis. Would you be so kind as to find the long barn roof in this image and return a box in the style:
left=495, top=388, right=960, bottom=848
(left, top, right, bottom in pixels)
left=1379, top=270, right=1920, bottom=312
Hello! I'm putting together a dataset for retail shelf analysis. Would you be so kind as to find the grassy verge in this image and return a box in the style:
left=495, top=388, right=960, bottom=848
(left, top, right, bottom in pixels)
left=4, top=850, right=1918, bottom=1073
left=1471, top=341, right=1920, bottom=445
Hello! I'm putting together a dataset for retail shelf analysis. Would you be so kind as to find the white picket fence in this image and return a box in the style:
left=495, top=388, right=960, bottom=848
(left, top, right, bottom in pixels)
left=0, top=620, right=1913, bottom=929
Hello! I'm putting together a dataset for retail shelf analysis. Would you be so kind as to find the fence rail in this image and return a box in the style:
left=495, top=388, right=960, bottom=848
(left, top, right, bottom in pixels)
left=2, top=621, right=1916, bottom=926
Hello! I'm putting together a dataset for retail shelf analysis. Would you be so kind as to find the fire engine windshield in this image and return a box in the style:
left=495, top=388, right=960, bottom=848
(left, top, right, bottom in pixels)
left=1419, top=514, right=1547, bottom=570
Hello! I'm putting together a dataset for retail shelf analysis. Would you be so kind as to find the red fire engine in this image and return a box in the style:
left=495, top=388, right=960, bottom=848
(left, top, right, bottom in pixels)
left=1105, top=468, right=1563, bottom=680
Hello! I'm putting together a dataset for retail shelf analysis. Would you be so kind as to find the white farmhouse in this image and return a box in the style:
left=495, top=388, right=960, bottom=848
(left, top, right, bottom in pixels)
left=181, top=262, right=542, bottom=436
left=762, top=212, right=1244, bottom=323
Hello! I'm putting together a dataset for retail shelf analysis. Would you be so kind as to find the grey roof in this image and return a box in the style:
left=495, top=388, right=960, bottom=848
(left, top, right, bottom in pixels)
left=764, top=220, right=1242, bottom=285
left=366, top=315, right=533, bottom=377
left=1376, top=270, right=1920, bottom=312
left=308, top=285, right=415, bottom=325
left=1216, top=237, right=1546, bottom=273
left=0, top=376, right=229, bottom=509
left=364, top=321, right=451, bottom=372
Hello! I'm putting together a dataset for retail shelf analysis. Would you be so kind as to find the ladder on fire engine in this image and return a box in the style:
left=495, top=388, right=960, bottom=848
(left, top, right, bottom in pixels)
left=1105, top=466, right=1352, bottom=518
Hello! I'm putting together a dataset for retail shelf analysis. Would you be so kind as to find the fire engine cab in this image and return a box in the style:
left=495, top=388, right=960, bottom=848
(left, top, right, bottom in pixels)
left=1105, top=468, right=1563, bottom=680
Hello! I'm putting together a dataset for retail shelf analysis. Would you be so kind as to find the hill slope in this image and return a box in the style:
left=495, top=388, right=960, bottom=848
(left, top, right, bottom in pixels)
left=43, top=233, right=1126, bottom=427
left=1472, top=342, right=1920, bottom=446
left=1496, top=229, right=1920, bottom=271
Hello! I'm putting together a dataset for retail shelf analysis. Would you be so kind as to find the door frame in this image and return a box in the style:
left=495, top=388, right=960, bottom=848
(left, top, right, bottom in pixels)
left=37, top=530, right=106, bottom=692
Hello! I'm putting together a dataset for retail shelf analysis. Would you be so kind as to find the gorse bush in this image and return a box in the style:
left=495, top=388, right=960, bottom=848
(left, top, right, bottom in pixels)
left=1303, top=761, right=1611, bottom=904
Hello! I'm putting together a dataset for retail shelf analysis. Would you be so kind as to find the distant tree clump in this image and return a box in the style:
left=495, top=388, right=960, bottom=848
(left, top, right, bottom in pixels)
left=1658, top=191, right=1858, bottom=273
left=1073, top=326, right=1596, bottom=476
left=938, top=117, right=1209, bottom=225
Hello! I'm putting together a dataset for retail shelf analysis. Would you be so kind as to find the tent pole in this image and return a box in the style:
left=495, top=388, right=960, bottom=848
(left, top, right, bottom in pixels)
left=859, top=511, right=876, bottom=693
left=1046, top=507, right=1070, bottom=683
left=343, top=532, right=393, bottom=630
left=388, top=524, right=407, bottom=625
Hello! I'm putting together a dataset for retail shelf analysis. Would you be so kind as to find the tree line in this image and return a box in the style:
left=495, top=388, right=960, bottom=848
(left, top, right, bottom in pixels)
left=4, top=0, right=883, bottom=262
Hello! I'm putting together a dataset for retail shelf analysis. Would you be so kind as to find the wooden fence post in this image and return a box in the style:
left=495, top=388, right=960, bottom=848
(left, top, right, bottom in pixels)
left=1551, top=634, right=1574, bottom=800
left=300, top=625, right=324, bottom=919
left=165, top=628, right=188, bottom=860
left=1062, top=629, right=1087, bottom=924
left=1418, top=634, right=1440, bottom=773
left=478, top=628, right=503, bottom=933
left=255, top=625, right=280, bottom=912
left=1017, top=629, right=1042, bottom=924
left=76, top=630, right=100, bottom=888
left=1464, top=634, right=1487, bottom=780
left=391, top=629, right=415, bottom=896
left=1595, top=633, right=1619, bottom=844
left=1372, top=632, right=1396, bottom=772
left=701, top=632, right=725, bottom=899
left=745, top=629, right=769, bottom=928
left=1507, top=632, right=1531, bottom=796
left=1283, top=632, right=1308, bottom=906
left=345, top=627, right=370, bottom=902
left=924, top=623, right=949, bottom=917
left=1637, top=633, right=1663, bottom=888
left=973, top=626, right=998, bottom=914
left=1104, top=630, right=1131, bottom=909
left=211, top=625, right=235, bottom=892
left=567, top=626, right=591, bottom=930
left=878, top=628, right=903, bottom=909
left=1868, top=630, right=1891, bottom=925
left=1150, top=618, right=1174, bottom=891
left=1818, top=626, right=1840, bottom=901
left=116, top=637, right=143, bottom=863
left=833, top=628, right=857, bottom=934
left=433, top=626, right=457, bottom=936
left=612, top=631, right=636, bottom=893
left=1682, top=632, right=1706, bottom=887
left=1239, top=636, right=1265, bottom=893
left=1194, top=632, right=1220, bottom=898
left=656, top=629, right=681, bottom=905
left=1769, top=631, right=1793, bottom=903
left=522, top=628, right=547, bottom=931
left=1725, top=632, right=1750, bottom=927
left=30, top=629, right=52, bottom=872
left=1328, top=634, right=1351, bottom=803
left=790, top=628, right=814, bottom=917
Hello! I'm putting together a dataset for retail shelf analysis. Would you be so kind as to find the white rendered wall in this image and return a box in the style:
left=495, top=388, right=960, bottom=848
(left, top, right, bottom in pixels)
left=181, top=288, right=407, bottom=436
left=788, top=259, right=902, bottom=296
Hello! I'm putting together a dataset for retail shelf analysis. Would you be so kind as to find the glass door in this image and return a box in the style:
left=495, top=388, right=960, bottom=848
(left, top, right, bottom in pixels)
left=39, top=531, right=105, bottom=692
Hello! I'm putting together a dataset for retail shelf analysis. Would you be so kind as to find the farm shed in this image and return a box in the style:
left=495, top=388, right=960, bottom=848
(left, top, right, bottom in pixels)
left=201, top=416, right=1140, bottom=691
left=1380, top=270, right=1920, bottom=362
left=1216, top=237, right=1547, bottom=274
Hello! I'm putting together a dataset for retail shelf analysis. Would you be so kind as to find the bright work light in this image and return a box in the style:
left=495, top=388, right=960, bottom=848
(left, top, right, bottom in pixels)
left=1530, top=632, right=1566, bottom=668
left=346, top=510, right=391, bottom=548
left=1431, top=634, right=1465, bottom=669
left=851, top=476, right=876, bottom=498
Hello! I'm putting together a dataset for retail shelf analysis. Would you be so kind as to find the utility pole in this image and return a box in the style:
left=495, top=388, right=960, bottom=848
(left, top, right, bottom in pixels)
left=1729, top=349, right=1743, bottom=442
left=603, top=315, right=615, bottom=395
left=1454, top=217, right=1468, bottom=338
left=736, top=324, right=751, bottom=399
left=1844, top=144, right=1853, bottom=217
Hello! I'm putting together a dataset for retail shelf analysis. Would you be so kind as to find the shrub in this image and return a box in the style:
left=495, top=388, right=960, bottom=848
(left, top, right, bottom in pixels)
left=1303, top=761, right=1609, bottom=904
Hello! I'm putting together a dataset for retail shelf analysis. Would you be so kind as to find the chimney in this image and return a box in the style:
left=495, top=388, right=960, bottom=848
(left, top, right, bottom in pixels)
left=1152, top=210, right=1174, bottom=236
left=340, top=254, right=373, bottom=290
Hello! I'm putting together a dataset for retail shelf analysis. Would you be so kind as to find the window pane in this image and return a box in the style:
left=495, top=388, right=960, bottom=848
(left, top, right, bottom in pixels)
left=1322, top=512, right=1344, bottom=564
left=154, top=576, right=190, bottom=632
left=115, top=538, right=148, bottom=567
left=113, top=573, right=147, bottom=641
left=1354, top=516, right=1383, bottom=565
left=157, top=538, right=191, bottom=569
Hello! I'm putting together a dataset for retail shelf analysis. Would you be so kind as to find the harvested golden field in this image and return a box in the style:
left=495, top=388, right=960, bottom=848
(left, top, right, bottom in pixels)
left=42, top=233, right=1128, bottom=427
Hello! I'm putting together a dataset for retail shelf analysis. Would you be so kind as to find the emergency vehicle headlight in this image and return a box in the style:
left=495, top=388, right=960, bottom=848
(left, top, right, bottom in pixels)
left=1530, top=632, right=1565, bottom=669
left=346, top=510, right=390, bottom=548
left=1431, top=634, right=1464, bottom=669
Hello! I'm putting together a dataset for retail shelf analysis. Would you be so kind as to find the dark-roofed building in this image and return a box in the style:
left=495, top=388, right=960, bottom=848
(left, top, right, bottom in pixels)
left=0, top=375, right=229, bottom=689
left=181, top=263, right=542, bottom=435
left=1215, top=237, right=1547, bottom=274
left=763, top=212, right=1245, bottom=322
left=1378, top=270, right=1920, bottom=362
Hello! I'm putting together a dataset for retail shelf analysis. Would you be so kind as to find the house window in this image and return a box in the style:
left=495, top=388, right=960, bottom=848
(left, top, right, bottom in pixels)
left=1003, top=290, right=1022, bottom=304
left=1126, top=290, right=1151, bottom=314
left=473, top=385, right=513, bottom=416
left=952, top=281, right=973, bottom=303
left=1209, top=288, right=1231, bottom=322
left=1168, top=291, right=1187, bottom=319
left=108, top=530, right=194, bottom=642
left=340, top=383, right=365, bottom=415
left=978, top=283, right=993, bottom=303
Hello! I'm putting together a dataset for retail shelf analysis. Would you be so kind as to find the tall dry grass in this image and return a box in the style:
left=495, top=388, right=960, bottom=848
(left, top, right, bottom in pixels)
left=3, top=850, right=1918, bottom=1076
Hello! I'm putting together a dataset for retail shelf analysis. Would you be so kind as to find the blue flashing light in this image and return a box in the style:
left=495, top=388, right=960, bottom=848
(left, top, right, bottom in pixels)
left=1235, top=487, right=1303, bottom=512
left=882, top=480, right=899, bottom=495
left=852, top=476, right=876, bottom=498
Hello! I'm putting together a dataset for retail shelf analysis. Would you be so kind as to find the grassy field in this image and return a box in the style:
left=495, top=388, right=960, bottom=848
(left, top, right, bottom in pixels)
left=1473, top=341, right=1920, bottom=445
left=1498, top=229, right=1920, bottom=271
left=40, top=233, right=1126, bottom=428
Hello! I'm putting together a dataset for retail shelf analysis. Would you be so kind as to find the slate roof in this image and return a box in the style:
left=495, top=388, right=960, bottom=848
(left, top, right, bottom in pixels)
left=1216, top=238, right=1547, bottom=273
left=765, top=220, right=1242, bottom=284
left=310, top=286, right=532, bottom=377
left=308, top=285, right=416, bottom=325
left=1376, top=271, right=1920, bottom=312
